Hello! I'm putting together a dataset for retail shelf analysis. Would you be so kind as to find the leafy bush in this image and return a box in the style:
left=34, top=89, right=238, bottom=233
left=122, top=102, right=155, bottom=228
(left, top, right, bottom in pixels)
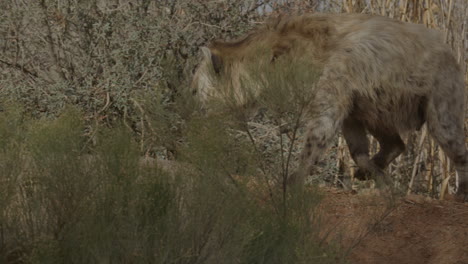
left=0, top=106, right=344, bottom=263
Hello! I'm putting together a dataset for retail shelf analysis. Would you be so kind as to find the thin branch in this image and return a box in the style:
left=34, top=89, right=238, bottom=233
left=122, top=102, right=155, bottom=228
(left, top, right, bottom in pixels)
left=39, top=0, right=66, bottom=81
left=243, top=119, right=281, bottom=217
left=0, top=58, right=38, bottom=79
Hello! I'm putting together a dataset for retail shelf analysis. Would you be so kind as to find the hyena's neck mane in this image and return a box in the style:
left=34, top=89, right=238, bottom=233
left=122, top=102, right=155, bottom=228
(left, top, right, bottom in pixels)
left=209, top=14, right=338, bottom=63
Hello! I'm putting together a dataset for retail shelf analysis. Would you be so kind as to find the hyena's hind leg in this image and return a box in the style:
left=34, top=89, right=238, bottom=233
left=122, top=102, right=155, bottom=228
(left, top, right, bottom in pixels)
left=342, top=117, right=389, bottom=183
left=367, top=129, right=406, bottom=175
left=426, top=96, right=468, bottom=202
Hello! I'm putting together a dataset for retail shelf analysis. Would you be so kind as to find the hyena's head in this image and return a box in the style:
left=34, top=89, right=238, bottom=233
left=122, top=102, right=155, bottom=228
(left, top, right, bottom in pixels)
left=191, top=14, right=330, bottom=109
left=190, top=41, right=268, bottom=109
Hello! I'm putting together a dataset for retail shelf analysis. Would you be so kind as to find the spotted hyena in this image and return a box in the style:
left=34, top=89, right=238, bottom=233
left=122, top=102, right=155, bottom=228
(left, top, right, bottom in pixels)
left=191, top=13, right=468, bottom=201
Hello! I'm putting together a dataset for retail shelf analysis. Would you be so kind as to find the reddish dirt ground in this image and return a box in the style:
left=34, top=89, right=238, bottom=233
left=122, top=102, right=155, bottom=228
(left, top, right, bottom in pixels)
left=318, top=188, right=468, bottom=264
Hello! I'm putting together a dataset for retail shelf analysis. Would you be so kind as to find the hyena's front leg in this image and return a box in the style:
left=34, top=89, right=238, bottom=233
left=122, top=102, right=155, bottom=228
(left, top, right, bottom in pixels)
left=295, top=105, right=350, bottom=183
left=292, top=71, right=353, bottom=184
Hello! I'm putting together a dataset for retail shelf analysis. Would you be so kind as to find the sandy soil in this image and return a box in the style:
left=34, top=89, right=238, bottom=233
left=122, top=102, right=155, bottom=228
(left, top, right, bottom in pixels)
left=318, top=188, right=468, bottom=264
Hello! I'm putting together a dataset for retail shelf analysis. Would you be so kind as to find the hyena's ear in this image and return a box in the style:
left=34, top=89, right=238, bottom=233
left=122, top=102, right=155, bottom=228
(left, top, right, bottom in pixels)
left=301, top=20, right=332, bottom=49
left=271, top=42, right=292, bottom=62
left=201, top=46, right=211, bottom=59
left=201, top=46, right=223, bottom=74
left=265, top=13, right=283, bottom=30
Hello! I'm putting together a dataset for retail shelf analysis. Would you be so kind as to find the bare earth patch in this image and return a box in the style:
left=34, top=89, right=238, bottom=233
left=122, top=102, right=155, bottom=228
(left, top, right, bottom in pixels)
left=318, top=188, right=468, bottom=264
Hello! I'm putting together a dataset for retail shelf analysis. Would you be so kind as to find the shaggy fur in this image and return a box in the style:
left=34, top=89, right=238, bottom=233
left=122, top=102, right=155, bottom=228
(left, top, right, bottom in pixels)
left=191, top=13, right=468, bottom=201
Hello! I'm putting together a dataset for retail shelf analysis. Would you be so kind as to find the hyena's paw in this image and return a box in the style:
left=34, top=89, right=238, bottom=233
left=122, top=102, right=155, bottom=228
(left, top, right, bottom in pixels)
left=354, top=167, right=390, bottom=188
left=354, top=168, right=372, bottom=181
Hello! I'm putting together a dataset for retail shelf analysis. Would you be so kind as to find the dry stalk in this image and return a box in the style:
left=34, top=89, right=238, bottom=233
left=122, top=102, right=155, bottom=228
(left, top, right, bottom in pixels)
left=444, top=0, right=454, bottom=42
left=407, top=126, right=427, bottom=195
left=438, top=149, right=450, bottom=199
left=335, top=136, right=344, bottom=184
left=425, top=139, right=435, bottom=194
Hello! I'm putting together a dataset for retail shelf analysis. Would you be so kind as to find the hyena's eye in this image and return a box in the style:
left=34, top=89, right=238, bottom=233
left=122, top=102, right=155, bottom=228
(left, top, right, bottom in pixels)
left=192, top=64, right=199, bottom=74
left=270, top=54, right=278, bottom=63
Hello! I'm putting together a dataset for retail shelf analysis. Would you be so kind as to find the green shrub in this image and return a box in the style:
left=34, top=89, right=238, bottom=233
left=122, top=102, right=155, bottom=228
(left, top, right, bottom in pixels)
left=0, top=105, right=344, bottom=263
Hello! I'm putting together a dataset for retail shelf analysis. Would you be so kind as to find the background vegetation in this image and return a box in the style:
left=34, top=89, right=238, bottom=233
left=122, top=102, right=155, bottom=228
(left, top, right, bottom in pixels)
left=0, top=0, right=466, bottom=263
